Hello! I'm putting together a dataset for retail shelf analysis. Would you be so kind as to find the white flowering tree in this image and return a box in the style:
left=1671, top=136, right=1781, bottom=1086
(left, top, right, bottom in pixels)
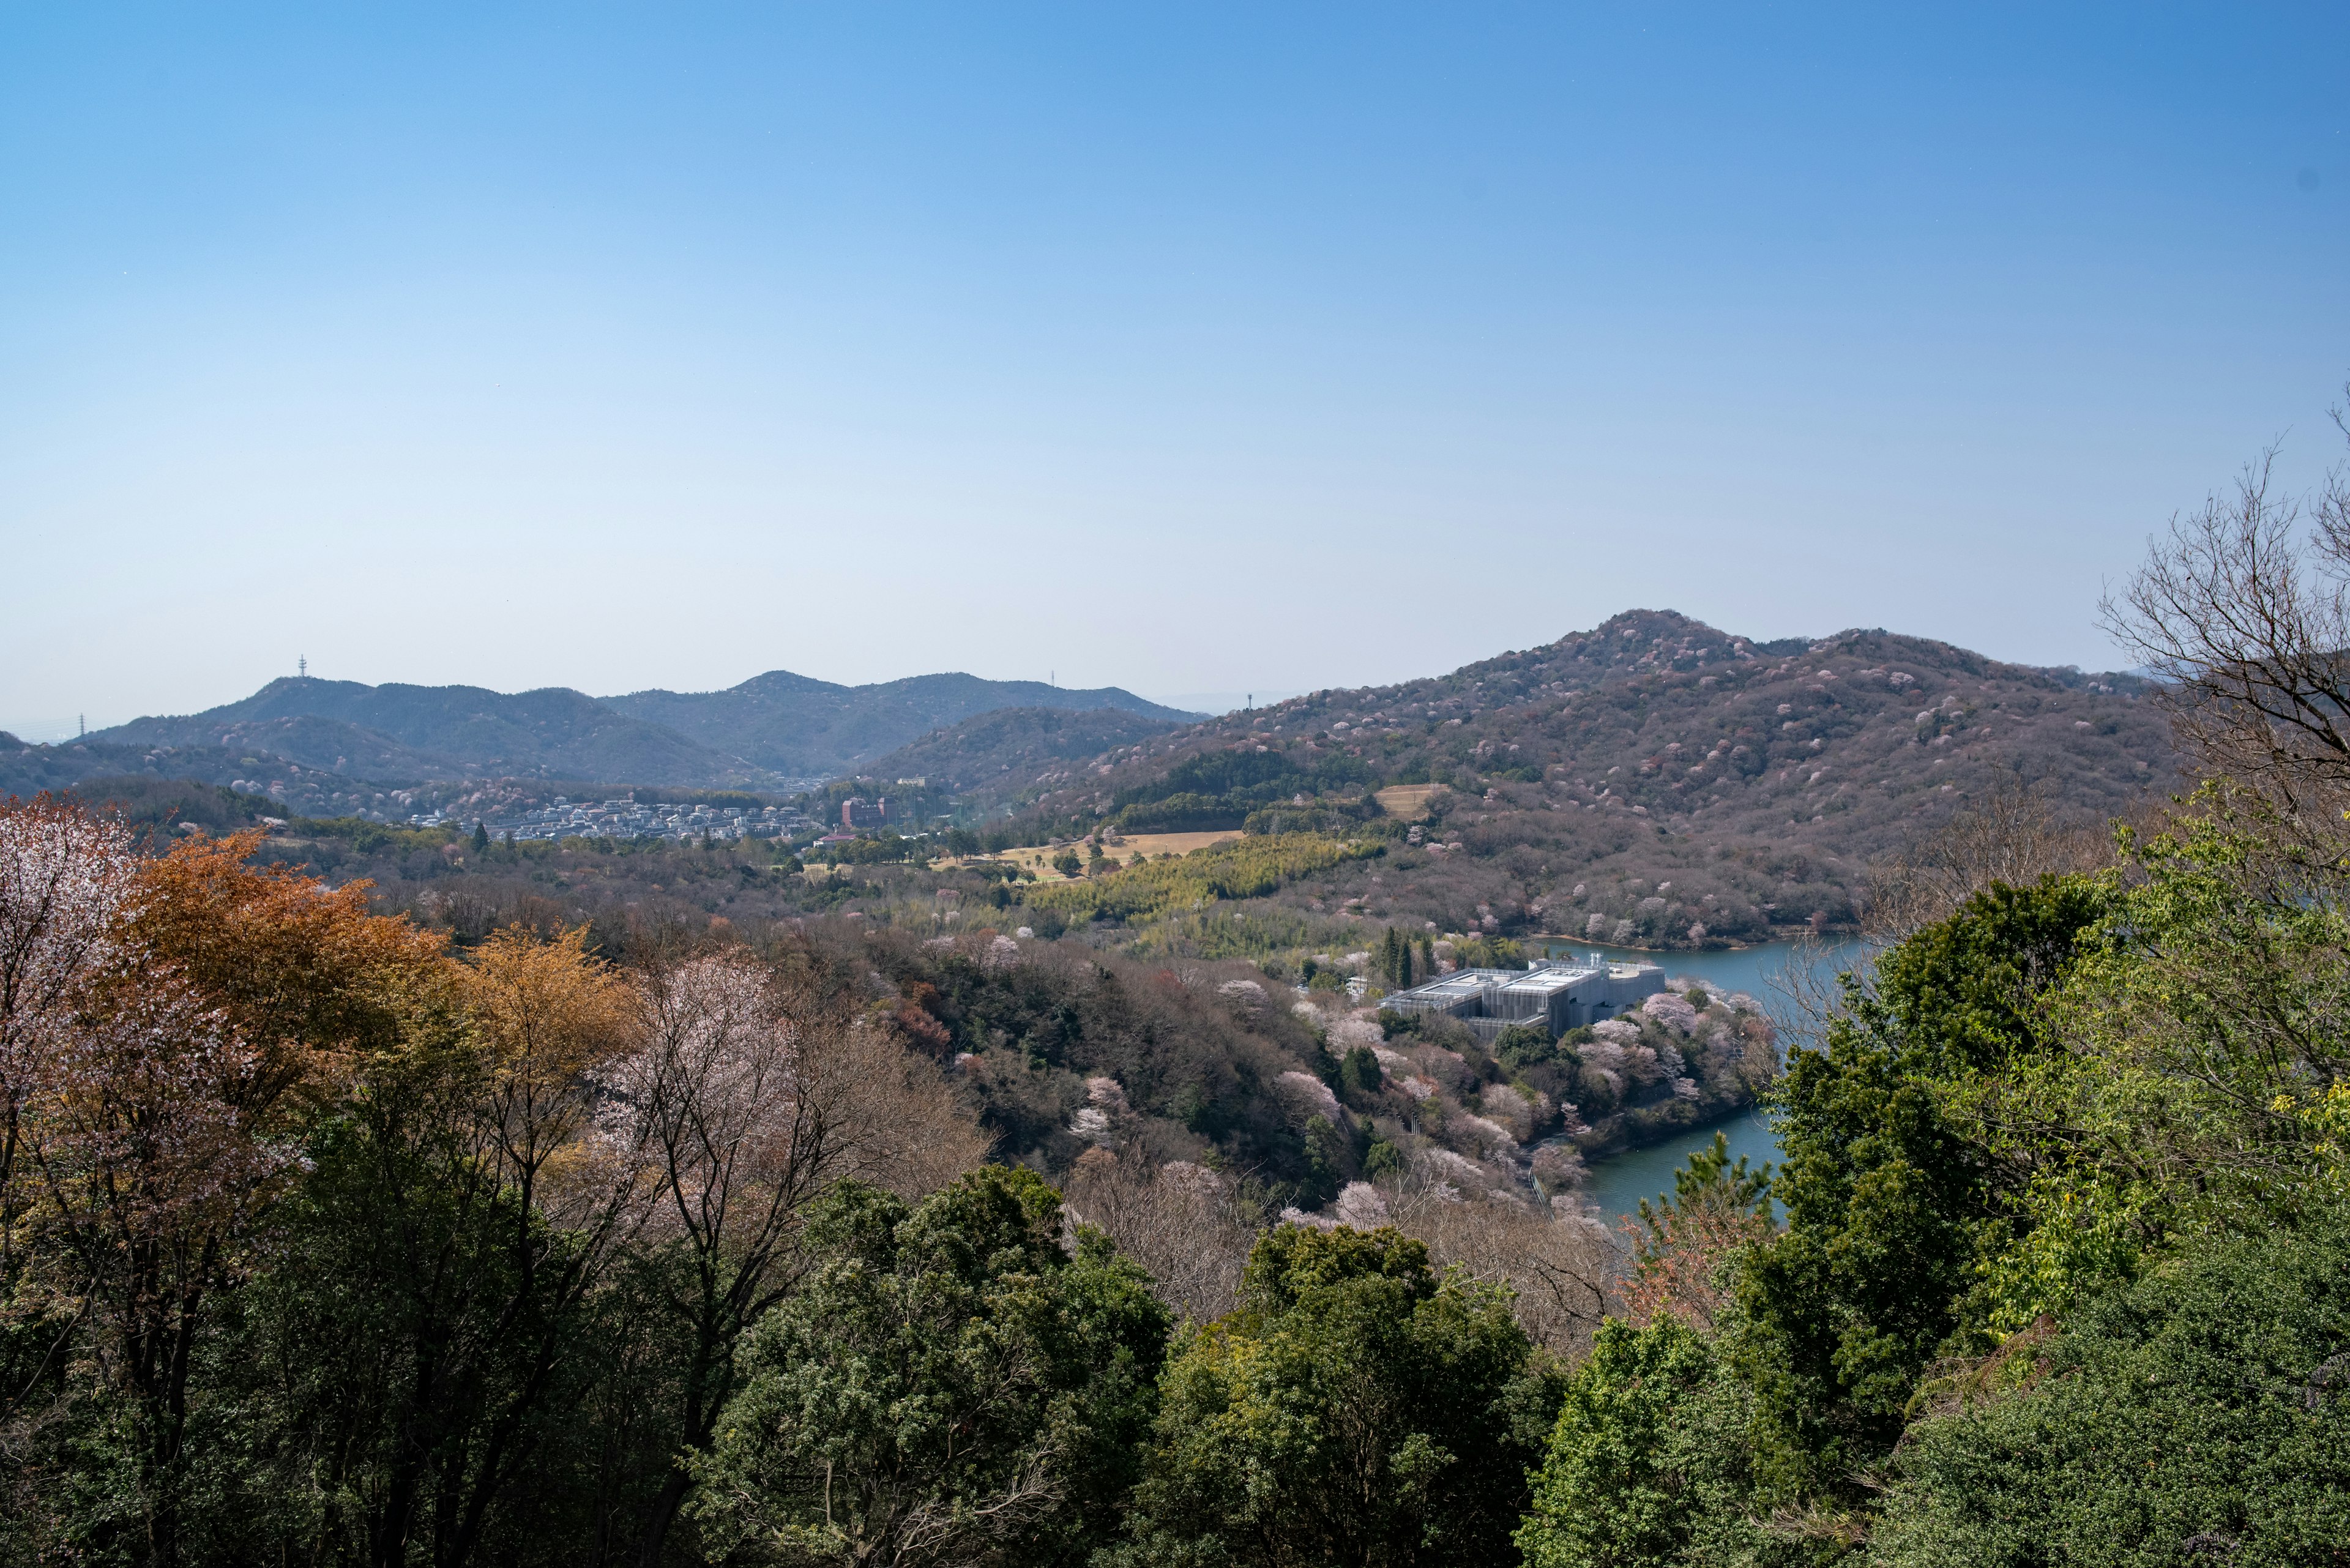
left=611, top=950, right=988, bottom=1562
left=0, top=797, right=141, bottom=1294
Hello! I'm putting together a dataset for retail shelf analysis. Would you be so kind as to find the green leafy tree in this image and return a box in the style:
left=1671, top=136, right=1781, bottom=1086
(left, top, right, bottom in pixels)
left=186, top=1109, right=668, bottom=1567
left=1105, top=1225, right=1561, bottom=1567
left=1975, top=796, right=2350, bottom=1324
left=1376, top=928, right=1414, bottom=989
left=1873, top=1216, right=2350, bottom=1567
left=1299, top=1114, right=1346, bottom=1208
left=690, top=1168, right=1169, bottom=1567
left=1617, top=1131, right=1777, bottom=1332
left=201, top=927, right=645, bottom=1566
left=1491, top=1023, right=1555, bottom=1074
left=1515, top=1315, right=1782, bottom=1568
left=472, top=819, right=490, bottom=853
left=1732, top=876, right=2109, bottom=1499
left=1453, top=935, right=1524, bottom=969
left=1633, top=1130, right=1770, bottom=1241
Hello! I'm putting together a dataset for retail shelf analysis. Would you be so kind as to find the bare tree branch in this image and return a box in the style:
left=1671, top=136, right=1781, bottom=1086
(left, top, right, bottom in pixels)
left=1864, top=773, right=2125, bottom=941
left=2103, top=397, right=2350, bottom=843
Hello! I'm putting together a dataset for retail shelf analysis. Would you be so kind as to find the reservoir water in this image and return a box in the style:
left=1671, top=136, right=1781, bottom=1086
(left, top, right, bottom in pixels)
left=1576, top=1102, right=1785, bottom=1228
left=1528, top=936, right=1863, bottom=1224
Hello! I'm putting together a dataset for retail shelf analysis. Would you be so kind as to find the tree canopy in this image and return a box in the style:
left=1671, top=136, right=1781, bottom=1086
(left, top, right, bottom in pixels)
left=690, top=1168, right=1168, bottom=1567
left=1105, top=1224, right=1561, bottom=1567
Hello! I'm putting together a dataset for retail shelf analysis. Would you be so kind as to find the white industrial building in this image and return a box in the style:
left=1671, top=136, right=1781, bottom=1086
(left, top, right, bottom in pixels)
left=1381, top=956, right=1666, bottom=1044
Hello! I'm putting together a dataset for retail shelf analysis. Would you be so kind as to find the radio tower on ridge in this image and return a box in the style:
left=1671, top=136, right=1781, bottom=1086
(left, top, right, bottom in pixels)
left=299, top=656, right=307, bottom=679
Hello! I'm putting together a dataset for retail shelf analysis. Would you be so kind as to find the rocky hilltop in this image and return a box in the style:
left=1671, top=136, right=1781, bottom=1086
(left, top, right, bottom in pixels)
left=940, top=610, right=2176, bottom=946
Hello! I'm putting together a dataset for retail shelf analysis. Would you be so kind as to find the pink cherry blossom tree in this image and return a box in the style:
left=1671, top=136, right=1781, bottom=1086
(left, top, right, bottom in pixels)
left=610, top=950, right=987, bottom=1564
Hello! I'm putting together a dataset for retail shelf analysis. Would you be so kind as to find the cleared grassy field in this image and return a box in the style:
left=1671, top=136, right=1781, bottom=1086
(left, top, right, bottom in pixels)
left=998, top=829, right=1244, bottom=881
left=1373, top=784, right=1443, bottom=820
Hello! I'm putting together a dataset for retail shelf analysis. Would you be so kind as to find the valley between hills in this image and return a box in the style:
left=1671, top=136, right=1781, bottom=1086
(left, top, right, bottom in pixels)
left=2, top=607, right=2180, bottom=1190
left=7, top=608, right=2176, bottom=963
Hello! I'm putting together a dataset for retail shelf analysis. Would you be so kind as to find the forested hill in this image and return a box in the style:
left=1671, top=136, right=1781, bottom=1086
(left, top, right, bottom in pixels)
left=600, top=670, right=1193, bottom=777
left=857, top=705, right=1184, bottom=794
left=959, top=610, right=2180, bottom=946
left=87, top=678, right=764, bottom=788
left=63, top=670, right=1192, bottom=803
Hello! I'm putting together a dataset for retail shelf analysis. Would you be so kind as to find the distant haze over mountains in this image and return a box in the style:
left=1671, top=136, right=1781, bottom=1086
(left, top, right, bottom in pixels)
left=599, top=671, right=1191, bottom=778
left=6, top=619, right=2181, bottom=892
left=92, top=679, right=752, bottom=787
left=55, top=670, right=1190, bottom=799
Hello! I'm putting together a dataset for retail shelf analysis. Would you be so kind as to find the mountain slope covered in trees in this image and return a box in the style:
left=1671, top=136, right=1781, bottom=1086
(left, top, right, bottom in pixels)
left=1, top=728, right=439, bottom=819
left=856, top=704, right=1184, bottom=794
left=14, top=401, right=2349, bottom=1568
left=65, top=670, right=1192, bottom=801
left=601, top=670, right=1193, bottom=777
left=948, top=610, right=2177, bottom=947
left=28, top=611, right=2179, bottom=952
left=88, top=677, right=764, bottom=786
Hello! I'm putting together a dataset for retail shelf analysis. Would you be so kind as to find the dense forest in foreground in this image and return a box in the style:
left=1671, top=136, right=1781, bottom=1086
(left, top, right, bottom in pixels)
left=4, top=430, right=2349, bottom=1566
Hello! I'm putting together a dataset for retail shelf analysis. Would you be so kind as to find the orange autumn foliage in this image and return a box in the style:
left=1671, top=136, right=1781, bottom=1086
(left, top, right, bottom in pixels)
left=132, top=829, right=454, bottom=1110
left=452, top=923, right=645, bottom=1220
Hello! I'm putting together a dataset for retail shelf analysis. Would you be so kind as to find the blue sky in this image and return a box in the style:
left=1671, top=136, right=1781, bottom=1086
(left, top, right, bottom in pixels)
left=3, top=3, right=2345, bottom=734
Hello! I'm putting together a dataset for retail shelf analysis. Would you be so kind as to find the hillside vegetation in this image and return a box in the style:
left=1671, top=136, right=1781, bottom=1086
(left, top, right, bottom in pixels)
left=17, top=609, right=2180, bottom=990
left=65, top=669, right=1185, bottom=803
left=856, top=703, right=1183, bottom=793
left=10, top=395, right=2348, bottom=1568
left=600, top=669, right=1192, bottom=777
left=1021, top=833, right=1385, bottom=926
left=944, top=611, right=2177, bottom=947
left=9, top=725, right=2341, bottom=1566
left=92, top=676, right=761, bottom=786
left=32, top=618, right=2175, bottom=951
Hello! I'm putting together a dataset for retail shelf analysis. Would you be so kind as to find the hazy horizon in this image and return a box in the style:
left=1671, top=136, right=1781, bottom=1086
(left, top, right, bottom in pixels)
left=5, top=4, right=2344, bottom=738
left=4, top=608, right=2147, bottom=745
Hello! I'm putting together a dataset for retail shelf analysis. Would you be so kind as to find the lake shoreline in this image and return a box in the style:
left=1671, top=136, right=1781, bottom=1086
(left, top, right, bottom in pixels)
left=1525, top=931, right=1842, bottom=955
left=1567, top=1103, right=1786, bottom=1231
left=1537, top=937, right=1857, bottom=1222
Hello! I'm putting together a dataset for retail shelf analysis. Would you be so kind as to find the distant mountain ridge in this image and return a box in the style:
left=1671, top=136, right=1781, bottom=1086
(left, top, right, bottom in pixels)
left=91, top=678, right=758, bottom=788
left=600, top=671, right=1193, bottom=777
left=18, top=614, right=2188, bottom=947
left=958, top=610, right=2168, bottom=827
left=69, top=668, right=1190, bottom=800
left=928, top=609, right=2182, bottom=947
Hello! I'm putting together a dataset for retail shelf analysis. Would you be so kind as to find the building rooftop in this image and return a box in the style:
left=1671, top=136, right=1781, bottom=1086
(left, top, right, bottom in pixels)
left=1496, top=965, right=1600, bottom=996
